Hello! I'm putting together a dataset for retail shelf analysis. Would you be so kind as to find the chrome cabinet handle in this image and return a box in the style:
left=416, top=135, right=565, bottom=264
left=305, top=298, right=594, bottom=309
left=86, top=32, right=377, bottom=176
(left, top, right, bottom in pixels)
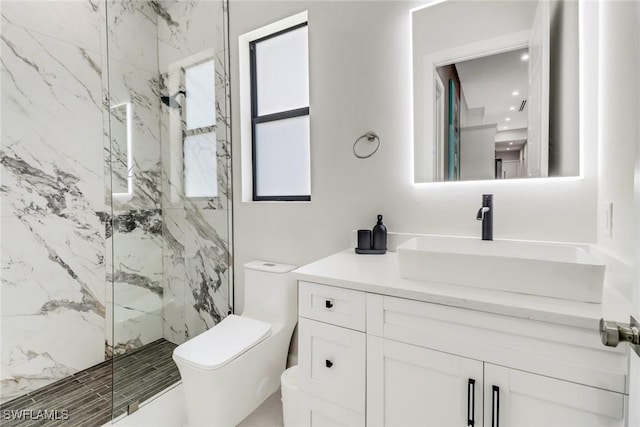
left=325, top=359, right=333, bottom=368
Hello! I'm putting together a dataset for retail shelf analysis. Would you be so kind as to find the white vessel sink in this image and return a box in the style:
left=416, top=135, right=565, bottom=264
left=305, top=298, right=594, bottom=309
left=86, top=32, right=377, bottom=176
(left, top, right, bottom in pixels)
left=396, top=236, right=606, bottom=303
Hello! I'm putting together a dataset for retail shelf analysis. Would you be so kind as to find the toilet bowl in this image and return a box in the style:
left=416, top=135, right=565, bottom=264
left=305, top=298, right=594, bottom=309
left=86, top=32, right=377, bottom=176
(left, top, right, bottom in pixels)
left=173, top=260, right=298, bottom=427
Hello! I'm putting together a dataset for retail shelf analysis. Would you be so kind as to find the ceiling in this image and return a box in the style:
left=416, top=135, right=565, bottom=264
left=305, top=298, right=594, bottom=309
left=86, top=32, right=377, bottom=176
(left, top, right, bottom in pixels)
left=455, top=47, right=529, bottom=135
left=495, top=136, right=527, bottom=153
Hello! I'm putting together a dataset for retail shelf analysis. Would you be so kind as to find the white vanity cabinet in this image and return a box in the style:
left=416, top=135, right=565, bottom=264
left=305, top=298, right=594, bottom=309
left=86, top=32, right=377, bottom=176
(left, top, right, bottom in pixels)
left=366, top=294, right=627, bottom=427
left=367, top=337, right=625, bottom=427
left=482, top=364, right=625, bottom=427
left=367, top=336, right=484, bottom=426
left=297, top=278, right=629, bottom=427
left=298, top=281, right=367, bottom=426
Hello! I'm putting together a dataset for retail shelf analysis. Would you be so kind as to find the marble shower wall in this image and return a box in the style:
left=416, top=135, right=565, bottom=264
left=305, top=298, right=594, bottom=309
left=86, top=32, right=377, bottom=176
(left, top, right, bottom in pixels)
left=105, top=0, right=232, bottom=352
left=157, top=0, right=232, bottom=344
left=0, top=0, right=106, bottom=403
left=0, top=0, right=232, bottom=402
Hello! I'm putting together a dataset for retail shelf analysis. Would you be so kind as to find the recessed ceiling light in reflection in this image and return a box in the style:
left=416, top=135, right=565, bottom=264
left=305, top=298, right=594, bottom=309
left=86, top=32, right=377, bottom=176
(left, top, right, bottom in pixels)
left=509, top=142, right=513, bottom=145
left=503, top=126, right=509, bottom=130
left=512, top=91, right=519, bottom=96
left=507, top=148, right=511, bottom=150
left=509, top=106, right=515, bottom=111
left=505, top=117, right=511, bottom=121
left=521, top=53, right=530, bottom=61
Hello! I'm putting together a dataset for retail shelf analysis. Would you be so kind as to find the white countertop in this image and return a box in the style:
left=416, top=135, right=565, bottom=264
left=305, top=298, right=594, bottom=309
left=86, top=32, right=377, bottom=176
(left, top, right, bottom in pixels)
left=293, top=249, right=632, bottom=330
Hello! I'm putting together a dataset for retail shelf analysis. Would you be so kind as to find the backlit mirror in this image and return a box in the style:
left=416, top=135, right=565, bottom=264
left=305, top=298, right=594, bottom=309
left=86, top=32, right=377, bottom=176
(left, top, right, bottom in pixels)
left=412, top=0, right=579, bottom=183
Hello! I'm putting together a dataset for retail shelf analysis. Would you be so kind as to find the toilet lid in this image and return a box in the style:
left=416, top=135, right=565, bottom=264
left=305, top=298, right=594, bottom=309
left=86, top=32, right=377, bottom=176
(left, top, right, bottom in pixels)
left=172, top=315, right=272, bottom=371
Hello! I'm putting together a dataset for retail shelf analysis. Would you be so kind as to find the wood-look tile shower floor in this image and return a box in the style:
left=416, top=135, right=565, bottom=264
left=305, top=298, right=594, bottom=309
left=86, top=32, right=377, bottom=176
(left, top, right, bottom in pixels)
left=0, top=339, right=179, bottom=427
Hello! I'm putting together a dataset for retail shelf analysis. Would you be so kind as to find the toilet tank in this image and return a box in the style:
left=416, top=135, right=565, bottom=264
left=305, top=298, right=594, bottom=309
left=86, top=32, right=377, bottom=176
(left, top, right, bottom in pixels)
left=242, top=260, right=298, bottom=325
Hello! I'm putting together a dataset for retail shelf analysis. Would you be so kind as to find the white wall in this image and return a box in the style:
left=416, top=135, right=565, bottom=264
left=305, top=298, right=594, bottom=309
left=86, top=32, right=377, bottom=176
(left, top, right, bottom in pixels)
left=495, top=128, right=528, bottom=143
left=498, top=151, right=521, bottom=162
left=460, top=124, right=497, bottom=180
left=549, top=0, right=580, bottom=177
left=460, top=89, right=470, bottom=127
left=230, top=1, right=599, bottom=312
left=596, top=0, right=637, bottom=266
left=502, top=161, right=519, bottom=180
left=465, top=107, right=485, bottom=127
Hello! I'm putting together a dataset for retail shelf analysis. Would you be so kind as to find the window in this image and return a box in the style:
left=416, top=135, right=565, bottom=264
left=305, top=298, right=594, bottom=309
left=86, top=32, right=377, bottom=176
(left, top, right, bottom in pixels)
left=184, top=59, right=217, bottom=198
left=249, top=22, right=310, bottom=201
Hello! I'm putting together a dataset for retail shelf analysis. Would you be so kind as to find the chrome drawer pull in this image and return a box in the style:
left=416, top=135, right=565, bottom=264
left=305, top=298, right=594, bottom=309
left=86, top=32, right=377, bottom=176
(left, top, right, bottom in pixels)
left=325, top=359, right=333, bottom=368
left=325, top=300, right=334, bottom=309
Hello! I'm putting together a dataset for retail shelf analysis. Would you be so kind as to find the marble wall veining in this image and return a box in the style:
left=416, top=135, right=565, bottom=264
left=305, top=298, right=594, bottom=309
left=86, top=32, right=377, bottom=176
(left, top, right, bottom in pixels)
left=157, top=0, right=232, bottom=344
left=105, top=0, right=231, bottom=355
left=105, top=0, right=162, bottom=213
left=0, top=0, right=106, bottom=403
left=162, top=208, right=230, bottom=342
left=105, top=209, right=164, bottom=357
left=104, top=0, right=164, bottom=356
left=1, top=0, right=231, bottom=403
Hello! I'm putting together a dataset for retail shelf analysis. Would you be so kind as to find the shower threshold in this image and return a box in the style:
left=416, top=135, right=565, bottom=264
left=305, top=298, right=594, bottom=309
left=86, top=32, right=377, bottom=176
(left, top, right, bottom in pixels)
left=0, top=339, right=180, bottom=427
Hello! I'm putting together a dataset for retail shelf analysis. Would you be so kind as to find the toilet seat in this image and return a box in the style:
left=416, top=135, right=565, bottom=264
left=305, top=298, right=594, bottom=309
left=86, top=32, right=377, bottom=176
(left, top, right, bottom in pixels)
left=173, top=315, right=272, bottom=371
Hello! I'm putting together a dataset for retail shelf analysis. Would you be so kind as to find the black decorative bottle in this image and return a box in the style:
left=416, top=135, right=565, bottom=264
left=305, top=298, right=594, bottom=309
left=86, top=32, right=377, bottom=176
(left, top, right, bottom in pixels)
left=372, top=214, right=387, bottom=251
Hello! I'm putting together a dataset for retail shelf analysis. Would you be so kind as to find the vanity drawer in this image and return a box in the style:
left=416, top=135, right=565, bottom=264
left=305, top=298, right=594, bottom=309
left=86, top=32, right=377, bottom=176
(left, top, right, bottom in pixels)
left=299, top=281, right=366, bottom=331
left=299, top=391, right=365, bottom=427
left=298, top=318, right=365, bottom=414
left=367, top=294, right=628, bottom=394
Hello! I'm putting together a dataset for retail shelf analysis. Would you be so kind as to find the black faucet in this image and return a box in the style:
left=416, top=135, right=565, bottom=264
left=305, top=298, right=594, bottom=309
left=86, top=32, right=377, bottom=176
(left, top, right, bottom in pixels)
left=476, top=194, right=493, bottom=241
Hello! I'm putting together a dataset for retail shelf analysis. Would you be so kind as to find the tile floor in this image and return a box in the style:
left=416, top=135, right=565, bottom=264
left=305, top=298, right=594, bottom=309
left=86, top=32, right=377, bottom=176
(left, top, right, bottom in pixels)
left=237, top=390, right=284, bottom=427
left=0, top=339, right=179, bottom=427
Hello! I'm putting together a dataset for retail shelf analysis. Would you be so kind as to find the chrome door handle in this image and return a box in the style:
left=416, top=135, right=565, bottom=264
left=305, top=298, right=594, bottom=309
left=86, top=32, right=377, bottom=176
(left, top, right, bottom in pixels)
left=600, top=316, right=640, bottom=356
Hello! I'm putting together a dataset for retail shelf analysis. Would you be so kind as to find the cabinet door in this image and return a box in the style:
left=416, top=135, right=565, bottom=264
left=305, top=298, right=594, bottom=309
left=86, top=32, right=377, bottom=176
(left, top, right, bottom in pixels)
left=484, top=364, right=625, bottom=427
left=299, top=391, right=365, bottom=427
left=298, top=318, right=366, bottom=413
left=368, top=336, right=483, bottom=427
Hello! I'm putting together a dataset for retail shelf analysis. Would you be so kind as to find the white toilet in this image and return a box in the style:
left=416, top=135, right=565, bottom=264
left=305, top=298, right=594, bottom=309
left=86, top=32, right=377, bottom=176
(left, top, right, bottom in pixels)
left=172, top=260, right=298, bottom=427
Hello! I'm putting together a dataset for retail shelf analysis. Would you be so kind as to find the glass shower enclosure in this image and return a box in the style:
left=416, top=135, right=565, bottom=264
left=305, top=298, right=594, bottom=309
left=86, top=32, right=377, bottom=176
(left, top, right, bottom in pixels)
left=105, top=0, right=232, bottom=420
left=0, top=0, right=231, bottom=424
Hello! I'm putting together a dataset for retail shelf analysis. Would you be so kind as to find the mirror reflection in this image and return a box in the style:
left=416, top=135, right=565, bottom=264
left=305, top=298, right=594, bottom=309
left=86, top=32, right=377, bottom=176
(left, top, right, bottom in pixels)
left=412, top=0, right=579, bottom=183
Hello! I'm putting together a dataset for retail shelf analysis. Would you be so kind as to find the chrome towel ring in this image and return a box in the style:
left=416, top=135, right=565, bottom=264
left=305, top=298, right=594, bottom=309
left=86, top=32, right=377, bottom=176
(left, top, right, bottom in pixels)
left=353, top=131, right=381, bottom=159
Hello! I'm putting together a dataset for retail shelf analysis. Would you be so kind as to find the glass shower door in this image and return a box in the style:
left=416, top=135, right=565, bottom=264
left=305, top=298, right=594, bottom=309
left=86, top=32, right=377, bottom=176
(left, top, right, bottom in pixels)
left=104, top=0, right=232, bottom=420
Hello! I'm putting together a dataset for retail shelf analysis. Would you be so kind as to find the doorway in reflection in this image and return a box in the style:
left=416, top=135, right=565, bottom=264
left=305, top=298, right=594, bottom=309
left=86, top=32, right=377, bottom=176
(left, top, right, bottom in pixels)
left=436, top=48, right=530, bottom=181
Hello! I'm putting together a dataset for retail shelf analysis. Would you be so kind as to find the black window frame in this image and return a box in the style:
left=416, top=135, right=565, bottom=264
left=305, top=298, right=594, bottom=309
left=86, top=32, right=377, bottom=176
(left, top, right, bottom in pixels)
left=249, top=22, right=310, bottom=202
